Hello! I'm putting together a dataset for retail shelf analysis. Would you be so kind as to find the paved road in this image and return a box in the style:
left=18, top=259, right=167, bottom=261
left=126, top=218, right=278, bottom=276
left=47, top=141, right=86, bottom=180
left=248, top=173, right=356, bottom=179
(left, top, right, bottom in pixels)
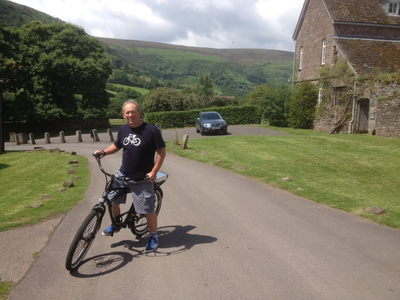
left=5, top=126, right=400, bottom=299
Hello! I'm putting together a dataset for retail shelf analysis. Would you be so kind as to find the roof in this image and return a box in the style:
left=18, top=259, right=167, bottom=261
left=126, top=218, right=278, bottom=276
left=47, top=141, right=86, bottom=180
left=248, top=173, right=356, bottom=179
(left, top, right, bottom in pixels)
left=293, top=0, right=400, bottom=40
left=335, top=37, right=400, bottom=75
left=324, top=0, right=400, bottom=25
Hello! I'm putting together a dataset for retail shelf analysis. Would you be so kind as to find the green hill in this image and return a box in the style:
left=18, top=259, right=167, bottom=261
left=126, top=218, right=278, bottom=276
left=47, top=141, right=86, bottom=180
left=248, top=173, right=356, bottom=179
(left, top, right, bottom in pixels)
left=100, top=38, right=294, bottom=96
left=0, top=0, right=62, bottom=28
left=0, top=0, right=294, bottom=97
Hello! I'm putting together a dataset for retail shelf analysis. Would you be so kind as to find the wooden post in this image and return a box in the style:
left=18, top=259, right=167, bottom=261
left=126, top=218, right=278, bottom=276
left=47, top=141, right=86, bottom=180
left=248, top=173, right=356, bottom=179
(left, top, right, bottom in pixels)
left=44, top=132, right=51, bottom=144
left=181, top=134, right=189, bottom=150
left=15, top=134, right=20, bottom=145
left=60, top=131, right=66, bottom=143
left=173, top=130, right=179, bottom=145
left=19, top=133, right=28, bottom=144
left=9, top=132, right=16, bottom=143
left=29, top=133, right=36, bottom=145
left=76, top=130, right=83, bottom=142
left=92, top=129, right=99, bottom=142
left=107, top=128, right=114, bottom=142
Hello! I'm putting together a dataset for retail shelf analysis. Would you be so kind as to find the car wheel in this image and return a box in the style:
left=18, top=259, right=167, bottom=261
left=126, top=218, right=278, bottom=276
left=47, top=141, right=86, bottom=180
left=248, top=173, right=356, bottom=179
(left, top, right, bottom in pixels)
left=200, top=128, right=204, bottom=136
left=196, top=126, right=199, bottom=133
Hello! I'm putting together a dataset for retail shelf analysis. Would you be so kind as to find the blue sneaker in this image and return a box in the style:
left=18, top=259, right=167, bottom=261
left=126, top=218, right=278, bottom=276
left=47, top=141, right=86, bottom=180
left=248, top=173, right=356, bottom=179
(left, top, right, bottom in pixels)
left=102, top=225, right=120, bottom=236
left=145, top=236, right=159, bottom=252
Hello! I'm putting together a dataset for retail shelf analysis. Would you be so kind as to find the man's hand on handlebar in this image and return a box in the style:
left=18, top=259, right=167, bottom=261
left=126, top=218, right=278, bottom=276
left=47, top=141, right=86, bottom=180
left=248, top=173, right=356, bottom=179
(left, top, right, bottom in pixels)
left=94, top=150, right=106, bottom=159
left=145, top=173, right=156, bottom=182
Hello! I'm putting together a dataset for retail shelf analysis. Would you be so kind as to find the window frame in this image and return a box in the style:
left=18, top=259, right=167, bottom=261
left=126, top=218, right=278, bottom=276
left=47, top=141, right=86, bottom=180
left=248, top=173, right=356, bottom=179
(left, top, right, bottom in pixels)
left=389, top=2, right=399, bottom=14
left=332, top=86, right=347, bottom=106
left=318, top=86, right=323, bottom=105
left=299, top=46, right=304, bottom=70
left=321, top=39, right=327, bottom=65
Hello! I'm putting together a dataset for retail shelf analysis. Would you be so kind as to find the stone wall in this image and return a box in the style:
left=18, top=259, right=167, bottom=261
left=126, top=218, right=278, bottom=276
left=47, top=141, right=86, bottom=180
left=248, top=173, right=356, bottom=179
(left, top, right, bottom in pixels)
left=294, top=0, right=336, bottom=82
left=375, top=96, right=400, bottom=137
left=313, top=82, right=400, bottom=137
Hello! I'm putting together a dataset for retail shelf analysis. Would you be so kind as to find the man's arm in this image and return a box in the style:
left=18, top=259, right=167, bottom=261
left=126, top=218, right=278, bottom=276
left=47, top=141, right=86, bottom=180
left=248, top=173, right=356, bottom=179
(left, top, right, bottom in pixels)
left=94, top=144, right=120, bottom=158
left=147, top=147, right=166, bottom=181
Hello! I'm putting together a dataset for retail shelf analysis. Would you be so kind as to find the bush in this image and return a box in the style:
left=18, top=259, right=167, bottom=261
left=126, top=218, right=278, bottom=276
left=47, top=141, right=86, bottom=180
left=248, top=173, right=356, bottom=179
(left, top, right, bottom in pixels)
left=244, top=83, right=291, bottom=127
left=144, top=105, right=261, bottom=128
left=287, top=81, right=318, bottom=129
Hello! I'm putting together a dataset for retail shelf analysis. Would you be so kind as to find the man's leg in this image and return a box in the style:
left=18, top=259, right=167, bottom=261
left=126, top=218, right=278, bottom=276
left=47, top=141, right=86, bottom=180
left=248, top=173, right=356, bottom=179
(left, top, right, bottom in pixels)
left=145, top=212, right=157, bottom=232
left=145, top=212, right=159, bottom=252
left=102, top=204, right=121, bottom=236
left=112, top=204, right=121, bottom=217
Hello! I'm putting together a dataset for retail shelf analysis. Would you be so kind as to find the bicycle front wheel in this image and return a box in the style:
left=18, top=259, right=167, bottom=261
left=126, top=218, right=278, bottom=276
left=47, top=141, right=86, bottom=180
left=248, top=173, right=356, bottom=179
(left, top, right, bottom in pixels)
left=131, top=189, right=163, bottom=236
left=65, top=209, right=103, bottom=270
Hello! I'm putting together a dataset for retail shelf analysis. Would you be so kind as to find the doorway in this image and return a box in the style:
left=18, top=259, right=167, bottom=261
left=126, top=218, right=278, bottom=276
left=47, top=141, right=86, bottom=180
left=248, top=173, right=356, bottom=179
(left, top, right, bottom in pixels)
left=358, top=100, right=369, bottom=134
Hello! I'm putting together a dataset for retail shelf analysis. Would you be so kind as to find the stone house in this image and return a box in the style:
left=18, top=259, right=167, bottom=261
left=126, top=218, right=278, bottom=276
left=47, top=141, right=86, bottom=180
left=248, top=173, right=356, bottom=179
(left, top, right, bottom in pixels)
left=292, top=0, right=400, bottom=137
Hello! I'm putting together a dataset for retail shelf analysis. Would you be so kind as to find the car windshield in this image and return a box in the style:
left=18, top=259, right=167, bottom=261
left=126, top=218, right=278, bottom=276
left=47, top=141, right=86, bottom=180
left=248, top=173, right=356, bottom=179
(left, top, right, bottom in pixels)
left=202, top=113, right=221, bottom=120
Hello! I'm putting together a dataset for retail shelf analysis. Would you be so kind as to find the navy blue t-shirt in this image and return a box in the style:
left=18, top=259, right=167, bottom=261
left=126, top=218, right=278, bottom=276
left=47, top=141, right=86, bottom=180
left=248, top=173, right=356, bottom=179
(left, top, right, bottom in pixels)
left=114, top=122, right=166, bottom=176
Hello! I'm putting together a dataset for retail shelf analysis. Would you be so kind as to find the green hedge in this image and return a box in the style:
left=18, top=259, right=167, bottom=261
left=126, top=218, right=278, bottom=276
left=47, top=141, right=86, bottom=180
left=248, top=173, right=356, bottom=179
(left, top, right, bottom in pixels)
left=144, top=105, right=261, bottom=128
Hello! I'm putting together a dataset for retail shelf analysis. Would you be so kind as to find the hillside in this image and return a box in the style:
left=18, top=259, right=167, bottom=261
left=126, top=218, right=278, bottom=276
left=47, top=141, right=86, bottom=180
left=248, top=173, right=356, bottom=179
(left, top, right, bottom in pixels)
left=100, top=38, right=294, bottom=96
left=97, top=37, right=294, bottom=65
left=0, top=0, right=62, bottom=28
left=0, top=0, right=295, bottom=97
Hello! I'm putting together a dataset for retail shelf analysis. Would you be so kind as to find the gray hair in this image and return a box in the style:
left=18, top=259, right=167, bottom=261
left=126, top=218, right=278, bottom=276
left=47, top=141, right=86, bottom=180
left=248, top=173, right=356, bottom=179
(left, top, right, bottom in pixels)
left=122, top=100, right=141, bottom=113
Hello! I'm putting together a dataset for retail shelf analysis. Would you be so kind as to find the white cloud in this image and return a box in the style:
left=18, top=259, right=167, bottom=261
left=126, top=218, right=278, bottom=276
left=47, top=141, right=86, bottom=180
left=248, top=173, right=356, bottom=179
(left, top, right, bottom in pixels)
left=10, top=0, right=304, bottom=51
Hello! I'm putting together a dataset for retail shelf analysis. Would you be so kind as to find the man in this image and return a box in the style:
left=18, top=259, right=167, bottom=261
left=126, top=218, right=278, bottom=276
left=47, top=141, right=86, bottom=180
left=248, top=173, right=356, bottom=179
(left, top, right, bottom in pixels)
left=95, top=100, right=166, bottom=252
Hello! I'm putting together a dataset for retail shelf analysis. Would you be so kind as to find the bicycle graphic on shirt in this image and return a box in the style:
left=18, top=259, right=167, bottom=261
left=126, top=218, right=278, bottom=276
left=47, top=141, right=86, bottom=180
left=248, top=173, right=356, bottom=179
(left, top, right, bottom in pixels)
left=123, top=134, right=141, bottom=146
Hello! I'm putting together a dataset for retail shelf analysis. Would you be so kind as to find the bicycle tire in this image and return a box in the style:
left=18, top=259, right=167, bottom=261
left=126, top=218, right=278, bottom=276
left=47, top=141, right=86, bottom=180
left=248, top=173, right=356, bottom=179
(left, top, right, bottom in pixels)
left=130, top=188, right=163, bottom=236
left=65, top=209, right=103, bottom=270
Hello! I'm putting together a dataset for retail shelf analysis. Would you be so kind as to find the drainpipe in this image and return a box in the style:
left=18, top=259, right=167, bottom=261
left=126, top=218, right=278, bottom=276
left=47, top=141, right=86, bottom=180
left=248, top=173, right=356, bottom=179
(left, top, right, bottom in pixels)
left=291, top=44, right=296, bottom=91
left=348, top=76, right=358, bottom=134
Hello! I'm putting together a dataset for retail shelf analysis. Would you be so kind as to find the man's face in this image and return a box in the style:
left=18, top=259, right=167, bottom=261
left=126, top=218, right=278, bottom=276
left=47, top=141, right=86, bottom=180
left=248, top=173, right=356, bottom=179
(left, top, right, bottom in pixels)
left=122, top=103, right=142, bottom=127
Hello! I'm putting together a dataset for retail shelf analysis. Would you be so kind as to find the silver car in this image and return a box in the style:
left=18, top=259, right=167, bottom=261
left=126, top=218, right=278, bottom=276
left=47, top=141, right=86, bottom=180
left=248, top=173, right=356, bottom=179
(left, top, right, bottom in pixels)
left=196, top=111, right=228, bottom=135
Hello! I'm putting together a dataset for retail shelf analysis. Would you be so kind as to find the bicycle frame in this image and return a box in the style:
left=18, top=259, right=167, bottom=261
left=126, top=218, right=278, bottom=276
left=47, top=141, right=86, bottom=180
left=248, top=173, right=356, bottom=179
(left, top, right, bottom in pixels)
left=65, top=152, right=167, bottom=270
left=91, top=152, right=168, bottom=234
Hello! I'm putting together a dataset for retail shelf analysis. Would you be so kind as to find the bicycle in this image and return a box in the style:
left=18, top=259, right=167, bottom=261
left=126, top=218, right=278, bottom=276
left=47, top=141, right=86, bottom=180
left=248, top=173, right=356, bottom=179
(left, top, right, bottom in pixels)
left=65, top=152, right=168, bottom=271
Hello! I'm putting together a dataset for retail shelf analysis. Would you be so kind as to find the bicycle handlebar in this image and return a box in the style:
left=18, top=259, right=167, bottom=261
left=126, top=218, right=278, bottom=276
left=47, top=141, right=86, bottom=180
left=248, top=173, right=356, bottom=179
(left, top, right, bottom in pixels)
left=91, top=151, right=160, bottom=183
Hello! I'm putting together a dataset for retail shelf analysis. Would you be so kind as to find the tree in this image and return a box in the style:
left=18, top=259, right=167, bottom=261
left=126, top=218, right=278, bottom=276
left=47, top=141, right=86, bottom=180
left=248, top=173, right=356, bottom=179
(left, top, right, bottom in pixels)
left=142, top=87, right=196, bottom=112
left=287, top=81, right=318, bottom=129
left=2, top=21, right=112, bottom=122
left=245, top=83, right=291, bottom=126
left=194, top=74, right=214, bottom=107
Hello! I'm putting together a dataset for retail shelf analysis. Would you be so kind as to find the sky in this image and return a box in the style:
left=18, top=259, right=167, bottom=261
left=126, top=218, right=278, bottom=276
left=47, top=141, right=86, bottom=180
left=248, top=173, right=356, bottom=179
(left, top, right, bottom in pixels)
left=10, top=0, right=305, bottom=52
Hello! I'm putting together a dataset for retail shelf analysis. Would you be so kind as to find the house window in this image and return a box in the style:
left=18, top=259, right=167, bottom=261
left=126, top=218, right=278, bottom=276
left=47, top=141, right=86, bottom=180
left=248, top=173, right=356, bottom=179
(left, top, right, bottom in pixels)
left=321, top=39, right=327, bottom=65
left=299, top=47, right=303, bottom=70
left=318, top=86, right=323, bottom=105
left=384, top=1, right=400, bottom=15
left=389, top=2, right=399, bottom=14
left=333, top=87, right=346, bottom=106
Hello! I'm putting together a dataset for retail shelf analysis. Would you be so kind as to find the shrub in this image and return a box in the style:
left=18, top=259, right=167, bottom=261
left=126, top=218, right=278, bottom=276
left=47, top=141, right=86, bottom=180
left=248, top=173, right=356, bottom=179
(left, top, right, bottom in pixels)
left=287, top=81, right=318, bottom=129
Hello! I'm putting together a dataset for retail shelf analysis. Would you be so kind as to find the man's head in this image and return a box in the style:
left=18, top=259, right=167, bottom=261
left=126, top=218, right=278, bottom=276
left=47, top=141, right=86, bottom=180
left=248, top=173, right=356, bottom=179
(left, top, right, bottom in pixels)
left=122, top=100, right=142, bottom=127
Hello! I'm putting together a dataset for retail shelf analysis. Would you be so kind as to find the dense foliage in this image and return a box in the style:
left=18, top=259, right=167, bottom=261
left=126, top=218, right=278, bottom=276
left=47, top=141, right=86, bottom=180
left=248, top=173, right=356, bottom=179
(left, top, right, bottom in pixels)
left=0, top=0, right=59, bottom=29
left=245, top=83, right=291, bottom=127
left=144, top=105, right=261, bottom=128
left=0, top=21, right=112, bottom=122
left=142, top=87, right=196, bottom=112
left=102, top=46, right=293, bottom=97
left=286, top=81, right=318, bottom=129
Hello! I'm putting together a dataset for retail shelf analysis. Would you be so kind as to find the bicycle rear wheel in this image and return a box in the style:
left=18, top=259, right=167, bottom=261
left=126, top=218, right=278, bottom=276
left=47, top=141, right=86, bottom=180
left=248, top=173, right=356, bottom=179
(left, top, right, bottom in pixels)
left=65, top=209, right=103, bottom=270
left=131, top=189, right=162, bottom=236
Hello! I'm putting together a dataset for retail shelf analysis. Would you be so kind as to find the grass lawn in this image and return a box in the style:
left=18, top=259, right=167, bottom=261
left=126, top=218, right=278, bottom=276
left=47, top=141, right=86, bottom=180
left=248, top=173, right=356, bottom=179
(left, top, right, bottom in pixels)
left=0, top=149, right=90, bottom=231
left=166, top=125, right=400, bottom=230
left=0, top=281, right=12, bottom=300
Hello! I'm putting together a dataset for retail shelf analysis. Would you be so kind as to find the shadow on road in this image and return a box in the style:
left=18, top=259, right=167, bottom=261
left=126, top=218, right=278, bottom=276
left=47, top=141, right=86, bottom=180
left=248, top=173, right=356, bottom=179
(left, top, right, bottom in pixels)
left=69, top=225, right=217, bottom=278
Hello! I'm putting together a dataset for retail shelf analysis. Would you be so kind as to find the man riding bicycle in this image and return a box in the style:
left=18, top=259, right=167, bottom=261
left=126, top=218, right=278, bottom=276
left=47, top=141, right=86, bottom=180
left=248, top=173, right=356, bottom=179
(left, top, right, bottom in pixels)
left=95, top=100, right=166, bottom=252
